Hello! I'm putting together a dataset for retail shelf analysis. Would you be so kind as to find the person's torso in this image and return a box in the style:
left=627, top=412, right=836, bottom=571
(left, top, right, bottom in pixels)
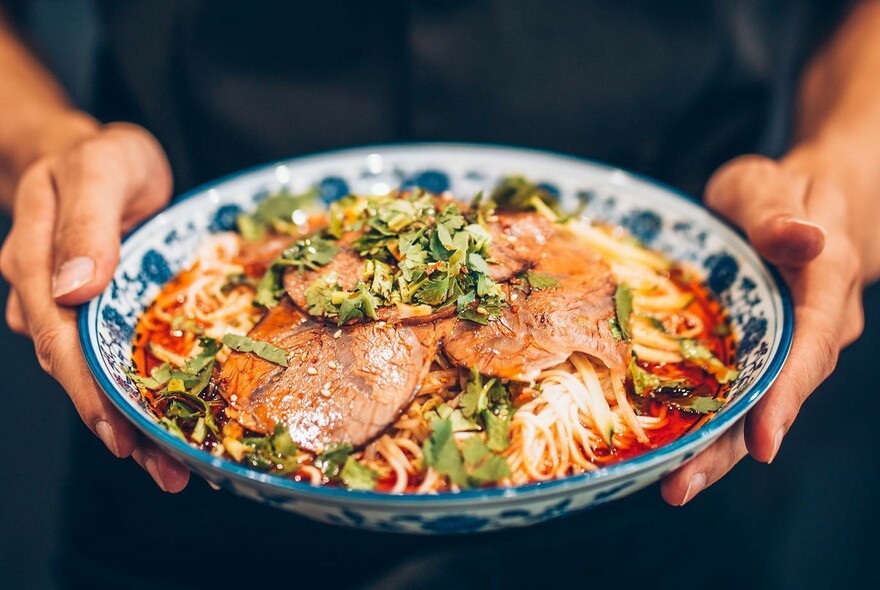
left=94, top=0, right=844, bottom=196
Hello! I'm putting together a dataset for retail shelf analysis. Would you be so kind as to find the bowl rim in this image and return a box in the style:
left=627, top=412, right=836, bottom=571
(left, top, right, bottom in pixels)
left=78, top=141, right=794, bottom=504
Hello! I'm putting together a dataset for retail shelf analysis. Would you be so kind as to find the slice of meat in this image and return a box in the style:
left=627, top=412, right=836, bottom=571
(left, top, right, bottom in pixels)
left=443, top=229, right=630, bottom=382
left=216, top=298, right=452, bottom=450
left=485, top=212, right=555, bottom=281
left=282, top=211, right=554, bottom=324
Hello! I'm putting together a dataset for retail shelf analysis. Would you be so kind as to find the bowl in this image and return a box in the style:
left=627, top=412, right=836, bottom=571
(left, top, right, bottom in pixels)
left=79, top=143, right=792, bottom=533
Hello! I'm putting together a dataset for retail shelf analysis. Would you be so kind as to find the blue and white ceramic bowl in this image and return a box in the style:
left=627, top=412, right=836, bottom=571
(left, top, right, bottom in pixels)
left=79, top=144, right=792, bottom=534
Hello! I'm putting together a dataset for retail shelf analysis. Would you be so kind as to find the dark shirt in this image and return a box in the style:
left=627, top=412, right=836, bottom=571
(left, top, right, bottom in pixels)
left=94, top=0, right=843, bottom=196
left=52, top=2, right=862, bottom=589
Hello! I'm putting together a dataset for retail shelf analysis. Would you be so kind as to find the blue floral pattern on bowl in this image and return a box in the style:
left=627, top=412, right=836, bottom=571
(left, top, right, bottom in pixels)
left=79, top=144, right=793, bottom=534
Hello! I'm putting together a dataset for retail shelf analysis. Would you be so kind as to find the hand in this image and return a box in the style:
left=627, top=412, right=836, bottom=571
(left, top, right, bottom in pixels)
left=0, top=117, right=190, bottom=492
left=661, top=151, right=868, bottom=505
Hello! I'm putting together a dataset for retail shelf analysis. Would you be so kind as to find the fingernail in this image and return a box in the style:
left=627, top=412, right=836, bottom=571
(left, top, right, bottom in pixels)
left=784, top=217, right=827, bottom=239
left=769, top=428, right=785, bottom=463
left=145, top=456, right=169, bottom=493
left=95, top=420, right=120, bottom=457
left=681, top=472, right=706, bottom=505
left=52, top=256, right=96, bottom=298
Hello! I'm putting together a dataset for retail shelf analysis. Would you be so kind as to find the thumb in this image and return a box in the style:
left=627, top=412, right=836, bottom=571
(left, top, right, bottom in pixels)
left=50, top=127, right=171, bottom=306
left=705, top=155, right=826, bottom=267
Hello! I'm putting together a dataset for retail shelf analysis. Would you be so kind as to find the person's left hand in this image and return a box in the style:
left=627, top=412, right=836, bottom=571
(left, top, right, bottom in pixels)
left=660, top=148, right=871, bottom=505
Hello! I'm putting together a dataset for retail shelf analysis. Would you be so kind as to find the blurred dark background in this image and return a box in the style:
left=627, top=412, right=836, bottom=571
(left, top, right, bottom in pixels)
left=1, top=1, right=879, bottom=589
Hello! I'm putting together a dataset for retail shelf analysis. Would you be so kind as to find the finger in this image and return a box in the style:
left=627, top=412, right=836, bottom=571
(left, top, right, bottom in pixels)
left=661, top=419, right=748, bottom=506
left=51, top=126, right=171, bottom=305
left=744, top=237, right=859, bottom=463
left=705, top=155, right=826, bottom=266
left=4, top=289, right=30, bottom=337
left=132, top=442, right=191, bottom=493
left=8, top=163, right=138, bottom=458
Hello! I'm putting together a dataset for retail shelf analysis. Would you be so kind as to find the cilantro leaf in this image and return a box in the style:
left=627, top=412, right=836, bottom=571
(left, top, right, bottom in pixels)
left=184, top=337, right=221, bottom=374
left=629, top=358, right=661, bottom=395
left=524, top=270, right=561, bottom=290
left=271, top=424, right=299, bottom=456
left=422, top=418, right=468, bottom=487
left=483, top=410, right=511, bottom=452
left=221, top=333, right=288, bottom=367
left=490, top=176, right=563, bottom=216
left=614, top=284, right=633, bottom=341
left=236, top=188, right=320, bottom=241
left=340, top=456, right=378, bottom=491
left=315, top=443, right=354, bottom=481
left=679, top=338, right=740, bottom=383
left=461, top=437, right=511, bottom=485
left=664, top=396, right=725, bottom=414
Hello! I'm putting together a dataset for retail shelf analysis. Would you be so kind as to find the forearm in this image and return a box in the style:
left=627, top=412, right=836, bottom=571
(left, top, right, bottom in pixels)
left=788, top=0, right=880, bottom=279
left=0, top=11, right=97, bottom=210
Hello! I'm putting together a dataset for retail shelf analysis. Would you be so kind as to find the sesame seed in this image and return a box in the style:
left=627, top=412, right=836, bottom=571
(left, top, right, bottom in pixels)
left=328, top=361, right=337, bottom=369
left=300, top=351, right=308, bottom=361
left=333, top=329, right=342, bottom=339
left=320, top=389, right=331, bottom=398
left=476, top=306, right=488, bottom=315
left=510, top=292, right=519, bottom=301
left=307, top=367, right=318, bottom=375
left=323, top=382, right=331, bottom=390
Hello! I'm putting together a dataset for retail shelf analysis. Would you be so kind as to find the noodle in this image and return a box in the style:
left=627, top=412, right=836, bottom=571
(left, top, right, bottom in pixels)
left=131, top=213, right=736, bottom=493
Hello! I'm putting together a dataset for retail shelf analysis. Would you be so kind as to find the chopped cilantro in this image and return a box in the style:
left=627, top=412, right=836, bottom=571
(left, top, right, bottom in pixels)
left=629, top=358, right=661, bottom=395
left=236, top=188, right=320, bottom=241
left=240, top=424, right=300, bottom=474
left=679, top=338, right=740, bottom=384
left=614, top=284, right=633, bottom=341
left=340, top=456, right=378, bottom=491
left=315, top=443, right=354, bottom=481
left=664, top=396, right=725, bottom=415
left=221, top=333, right=288, bottom=367
left=254, top=235, right=339, bottom=308
left=184, top=337, right=222, bottom=374
left=489, top=176, right=563, bottom=217
left=422, top=417, right=469, bottom=487
left=462, top=437, right=511, bottom=484
left=523, top=270, right=561, bottom=290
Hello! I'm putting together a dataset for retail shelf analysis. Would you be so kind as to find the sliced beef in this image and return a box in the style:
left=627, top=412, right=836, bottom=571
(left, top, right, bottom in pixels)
left=216, top=298, right=451, bottom=450
left=484, top=212, right=555, bottom=280
left=443, top=229, right=630, bottom=381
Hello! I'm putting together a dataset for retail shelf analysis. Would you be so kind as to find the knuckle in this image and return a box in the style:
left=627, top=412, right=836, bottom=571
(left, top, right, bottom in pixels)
left=34, top=326, right=65, bottom=375
left=813, top=326, right=840, bottom=381
left=705, top=154, right=777, bottom=210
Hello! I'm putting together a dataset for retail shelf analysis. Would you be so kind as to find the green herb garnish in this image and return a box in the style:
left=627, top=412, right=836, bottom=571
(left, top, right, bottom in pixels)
left=315, top=443, right=355, bottom=481
left=523, top=270, right=561, bottom=290
left=236, top=188, right=320, bottom=241
left=629, top=358, right=661, bottom=395
left=221, top=334, right=288, bottom=367
left=340, top=456, right=378, bottom=491
left=614, top=284, right=633, bottom=341
left=254, top=235, right=339, bottom=308
left=489, top=176, right=563, bottom=217
left=679, top=338, right=739, bottom=384
left=422, top=417, right=469, bottom=487
left=240, top=424, right=301, bottom=473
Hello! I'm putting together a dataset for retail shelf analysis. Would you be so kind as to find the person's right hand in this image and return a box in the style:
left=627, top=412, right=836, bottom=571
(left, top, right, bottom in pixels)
left=0, top=118, right=190, bottom=492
